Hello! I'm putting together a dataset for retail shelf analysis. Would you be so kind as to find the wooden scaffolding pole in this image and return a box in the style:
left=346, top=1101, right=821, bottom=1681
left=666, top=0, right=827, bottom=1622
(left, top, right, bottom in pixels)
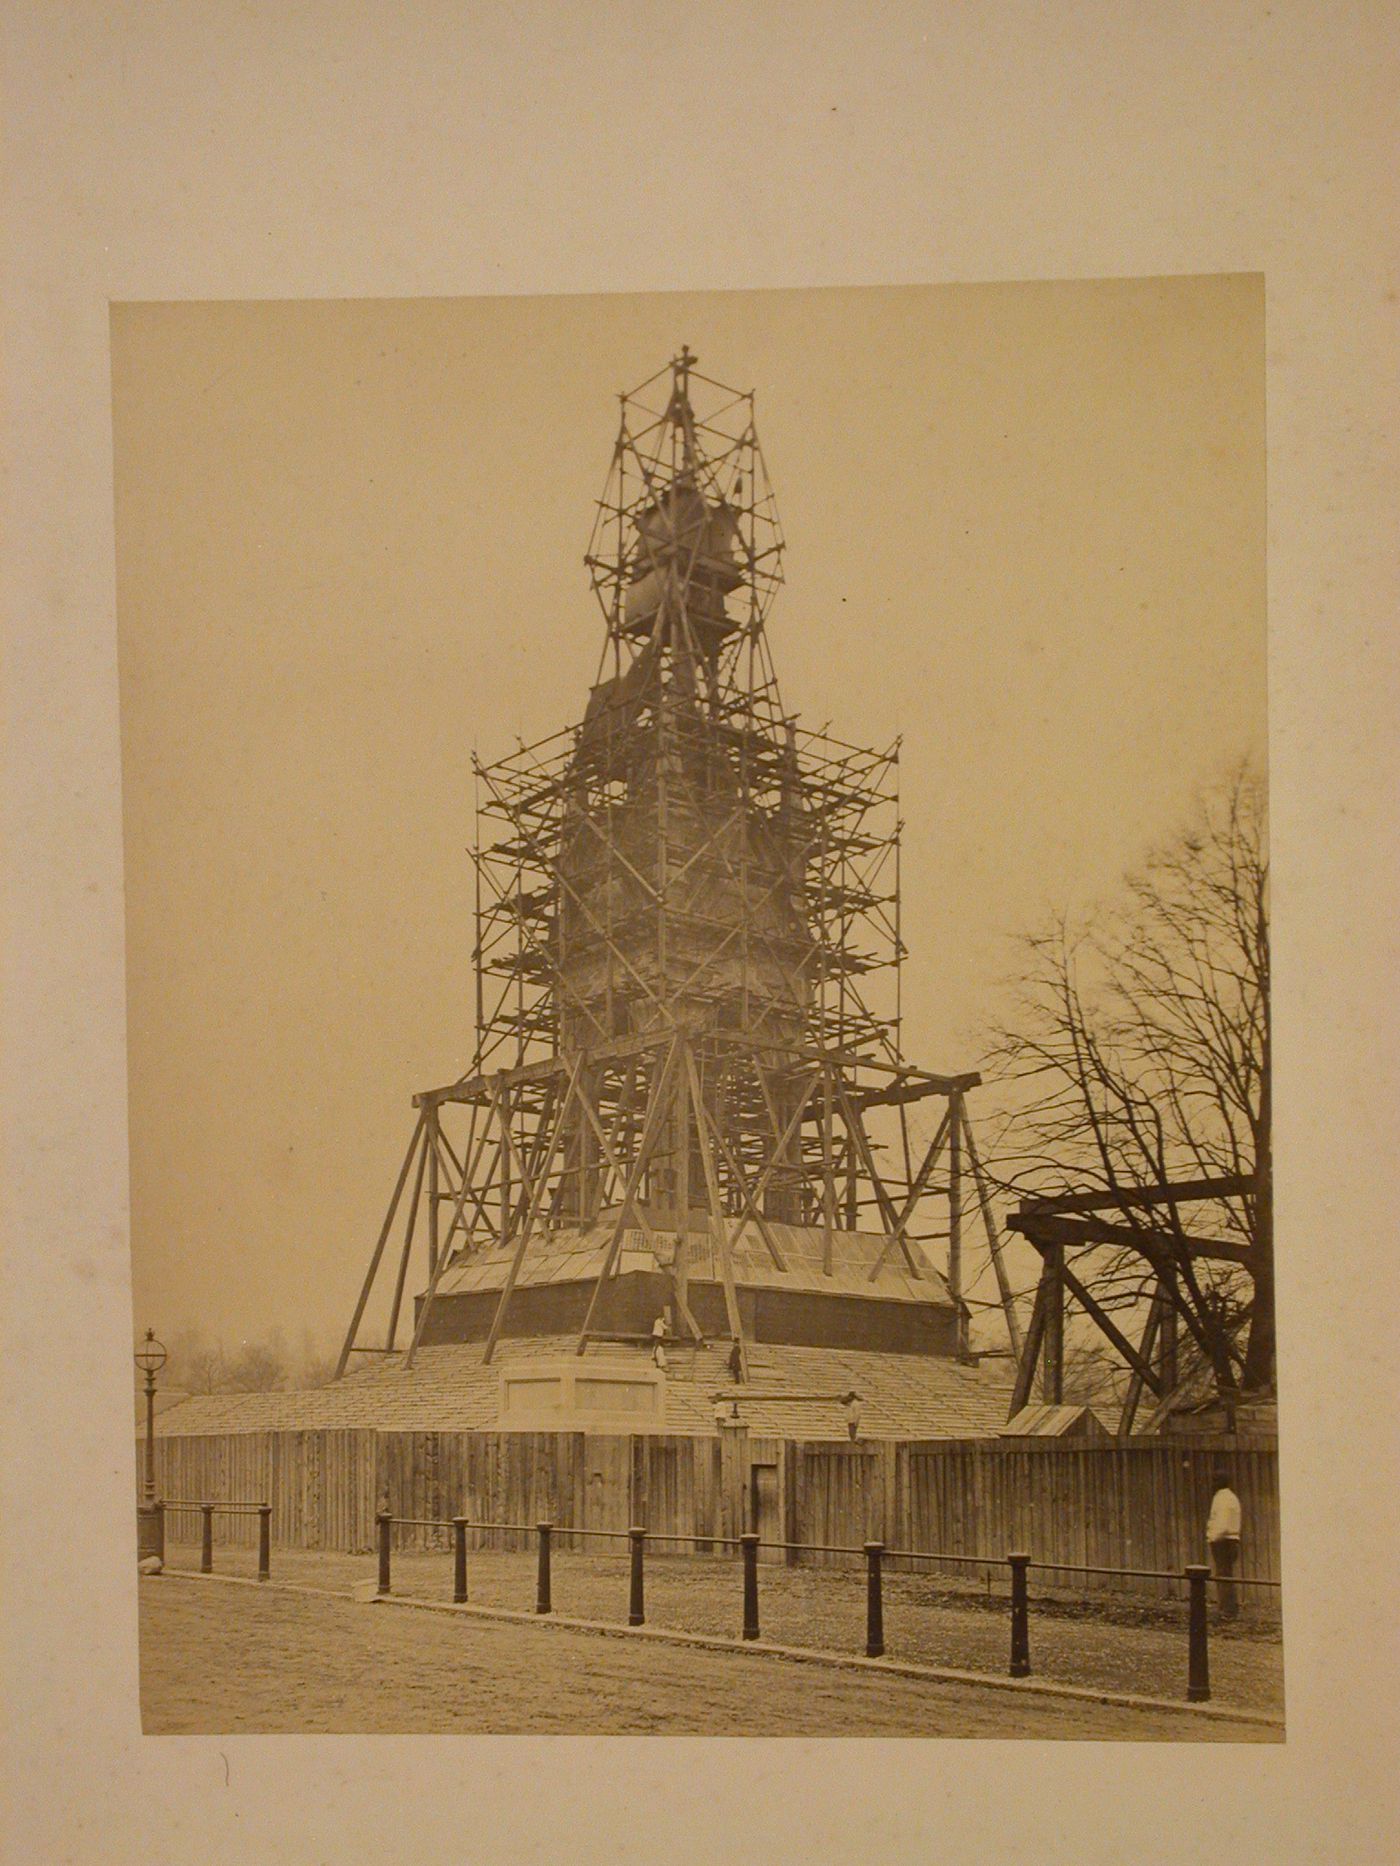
left=575, top=1039, right=681, bottom=1353
left=948, top=1089, right=965, bottom=1354
left=334, top=1109, right=427, bottom=1378
left=867, top=1100, right=953, bottom=1282
left=961, top=1112, right=1023, bottom=1361
left=480, top=1065, right=578, bottom=1365
left=686, top=1042, right=748, bottom=1380
left=384, top=1119, right=432, bottom=1352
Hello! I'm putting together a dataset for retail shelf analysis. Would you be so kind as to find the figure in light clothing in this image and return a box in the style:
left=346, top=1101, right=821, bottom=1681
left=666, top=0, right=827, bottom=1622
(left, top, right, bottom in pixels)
left=651, top=1313, right=668, bottom=1370
left=1206, top=1467, right=1242, bottom=1621
left=841, top=1391, right=862, bottom=1442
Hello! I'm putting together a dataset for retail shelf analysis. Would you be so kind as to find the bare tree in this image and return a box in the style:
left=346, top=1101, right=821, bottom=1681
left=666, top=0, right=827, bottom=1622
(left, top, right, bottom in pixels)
left=226, top=1334, right=290, bottom=1392
left=183, top=1342, right=231, bottom=1394
left=984, top=765, right=1272, bottom=1397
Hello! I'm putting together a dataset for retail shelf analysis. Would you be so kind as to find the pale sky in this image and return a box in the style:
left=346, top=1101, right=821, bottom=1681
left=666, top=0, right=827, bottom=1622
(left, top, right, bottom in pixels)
left=112, top=278, right=1266, bottom=1353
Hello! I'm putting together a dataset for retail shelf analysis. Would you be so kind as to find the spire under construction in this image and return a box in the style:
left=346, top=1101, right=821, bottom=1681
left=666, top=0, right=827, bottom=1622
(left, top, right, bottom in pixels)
left=336, top=351, right=1019, bottom=1424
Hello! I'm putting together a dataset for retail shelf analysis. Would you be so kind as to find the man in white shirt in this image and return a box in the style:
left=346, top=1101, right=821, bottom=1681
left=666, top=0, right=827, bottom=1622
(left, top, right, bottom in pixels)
left=1206, top=1466, right=1243, bottom=1620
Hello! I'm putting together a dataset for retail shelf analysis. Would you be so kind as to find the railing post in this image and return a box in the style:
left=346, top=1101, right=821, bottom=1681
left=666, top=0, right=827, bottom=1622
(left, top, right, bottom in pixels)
left=1186, top=1564, right=1212, bottom=1702
left=200, top=1503, right=214, bottom=1573
left=376, top=1511, right=392, bottom=1597
left=535, top=1521, right=553, bottom=1615
left=453, top=1517, right=469, bottom=1604
left=628, top=1527, right=646, bottom=1627
left=1008, top=1552, right=1031, bottom=1677
left=257, top=1504, right=271, bottom=1582
left=864, top=1541, right=886, bottom=1658
left=740, top=1532, right=760, bottom=1640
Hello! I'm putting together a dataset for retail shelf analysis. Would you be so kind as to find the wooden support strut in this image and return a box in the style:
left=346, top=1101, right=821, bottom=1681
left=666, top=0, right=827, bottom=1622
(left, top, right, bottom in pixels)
left=335, top=1109, right=427, bottom=1378
left=1007, top=1272, right=1050, bottom=1419
left=689, top=1083, right=789, bottom=1273
left=725, top=1065, right=822, bottom=1257
left=947, top=1090, right=965, bottom=1352
left=866, top=1102, right=953, bottom=1282
left=820, top=1067, right=836, bottom=1277
left=685, top=1042, right=748, bottom=1381
left=961, top=1113, right=1023, bottom=1362
left=1042, top=1244, right=1065, bottom=1403
left=575, top=1040, right=682, bottom=1354
left=1056, top=1259, right=1165, bottom=1399
left=569, top=1052, right=702, bottom=1343
left=384, top=1120, right=431, bottom=1352
left=831, top=1078, right=903, bottom=1241
left=480, top=1066, right=579, bottom=1365
left=1118, top=1288, right=1167, bottom=1436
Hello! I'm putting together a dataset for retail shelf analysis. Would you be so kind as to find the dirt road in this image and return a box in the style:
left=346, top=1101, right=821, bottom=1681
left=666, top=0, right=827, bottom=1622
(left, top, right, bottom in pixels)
left=140, top=1578, right=1276, bottom=1739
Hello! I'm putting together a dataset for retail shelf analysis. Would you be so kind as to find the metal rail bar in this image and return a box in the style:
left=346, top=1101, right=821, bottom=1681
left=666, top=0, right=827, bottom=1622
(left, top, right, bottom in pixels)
left=370, top=1517, right=1281, bottom=1588
left=159, top=1499, right=268, bottom=1514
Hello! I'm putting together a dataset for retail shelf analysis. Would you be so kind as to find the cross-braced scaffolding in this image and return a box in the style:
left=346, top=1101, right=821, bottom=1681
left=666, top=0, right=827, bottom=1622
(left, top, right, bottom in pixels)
left=337, top=351, right=1020, bottom=1380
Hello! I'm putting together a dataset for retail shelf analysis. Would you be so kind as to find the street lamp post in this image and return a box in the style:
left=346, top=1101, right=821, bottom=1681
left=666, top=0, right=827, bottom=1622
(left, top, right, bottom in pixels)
left=134, top=1328, right=167, bottom=1567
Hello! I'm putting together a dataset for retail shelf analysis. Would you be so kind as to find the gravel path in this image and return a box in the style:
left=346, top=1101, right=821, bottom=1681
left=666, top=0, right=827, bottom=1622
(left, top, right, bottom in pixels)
left=140, top=1577, right=1276, bottom=1738
left=162, top=1540, right=1283, bottom=1718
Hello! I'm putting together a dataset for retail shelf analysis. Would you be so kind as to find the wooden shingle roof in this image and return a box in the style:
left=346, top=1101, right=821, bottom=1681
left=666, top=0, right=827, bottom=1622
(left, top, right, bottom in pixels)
left=150, top=1338, right=1012, bottom=1440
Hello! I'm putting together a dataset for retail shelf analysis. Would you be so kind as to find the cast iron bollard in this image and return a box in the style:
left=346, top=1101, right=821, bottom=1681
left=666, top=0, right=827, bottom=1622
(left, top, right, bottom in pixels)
left=257, top=1504, right=272, bottom=1582
left=453, top=1517, right=469, bottom=1604
left=628, top=1527, right=646, bottom=1627
left=864, top=1542, right=886, bottom=1658
left=376, top=1511, right=392, bottom=1596
left=1008, top=1552, right=1031, bottom=1678
left=740, top=1532, right=761, bottom=1641
left=536, top=1522, right=553, bottom=1615
left=154, top=1499, right=165, bottom=1564
left=200, top=1503, right=214, bottom=1574
left=1186, top=1564, right=1212, bottom=1702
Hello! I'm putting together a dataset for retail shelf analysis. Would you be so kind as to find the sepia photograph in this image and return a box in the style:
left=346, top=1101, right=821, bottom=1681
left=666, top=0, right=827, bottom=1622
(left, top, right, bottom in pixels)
left=115, top=280, right=1279, bottom=1740
left=9, top=3, right=1397, bottom=1859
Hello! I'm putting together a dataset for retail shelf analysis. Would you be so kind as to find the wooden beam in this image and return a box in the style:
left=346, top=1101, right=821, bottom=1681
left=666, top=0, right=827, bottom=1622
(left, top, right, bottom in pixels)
left=691, top=1090, right=790, bottom=1272
left=1118, top=1290, right=1166, bottom=1437
left=1008, top=1211, right=1252, bottom=1266
left=852, top=1072, right=981, bottom=1111
left=1019, top=1215, right=1240, bottom=1382
left=727, top=1065, right=822, bottom=1255
left=831, top=1079, right=903, bottom=1239
left=685, top=1043, right=747, bottom=1378
left=820, top=1067, right=836, bottom=1276
left=1008, top=1273, right=1049, bottom=1418
left=425, top=1103, right=440, bottom=1278
left=384, top=1121, right=431, bottom=1352
left=1057, top=1260, right=1164, bottom=1399
left=480, top=1066, right=578, bottom=1365
left=1016, top=1174, right=1253, bottom=1220
left=575, top=1040, right=681, bottom=1353
left=947, top=1090, right=964, bottom=1351
left=1042, top=1245, right=1064, bottom=1404
left=334, top=1110, right=426, bottom=1378
left=961, top=1113, right=1023, bottom=1361
left=866, top=1104, right=953, bottom=1282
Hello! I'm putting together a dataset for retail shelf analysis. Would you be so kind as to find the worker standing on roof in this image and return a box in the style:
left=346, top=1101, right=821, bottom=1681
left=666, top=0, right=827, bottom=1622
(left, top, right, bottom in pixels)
left=651, top=1312, right=668, bottom=1370
left=842, top=1391, right=862, bottom=1441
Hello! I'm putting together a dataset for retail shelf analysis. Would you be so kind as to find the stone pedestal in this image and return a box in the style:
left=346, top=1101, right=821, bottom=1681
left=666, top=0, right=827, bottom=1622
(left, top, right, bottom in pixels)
left=136, top=1501, right=164, bottom=1565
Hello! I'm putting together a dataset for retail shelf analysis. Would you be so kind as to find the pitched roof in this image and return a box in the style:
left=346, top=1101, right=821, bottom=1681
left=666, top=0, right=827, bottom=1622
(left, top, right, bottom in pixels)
left=150, top=1337, right=1012, bottom=1440
left=999, top=1403, right=1109, bottom=1438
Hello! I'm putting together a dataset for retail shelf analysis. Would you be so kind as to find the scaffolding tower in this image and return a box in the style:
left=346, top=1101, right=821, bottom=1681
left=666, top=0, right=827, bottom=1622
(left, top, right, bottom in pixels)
left=337, top=350, right=1019, bottom=1379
